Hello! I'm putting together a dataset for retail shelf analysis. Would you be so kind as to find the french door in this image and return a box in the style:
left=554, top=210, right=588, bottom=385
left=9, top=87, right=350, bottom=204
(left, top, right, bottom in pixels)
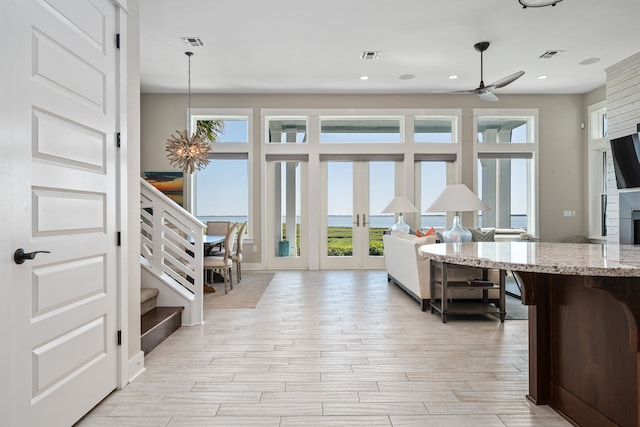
left=320, top=160, right=396, bottom=269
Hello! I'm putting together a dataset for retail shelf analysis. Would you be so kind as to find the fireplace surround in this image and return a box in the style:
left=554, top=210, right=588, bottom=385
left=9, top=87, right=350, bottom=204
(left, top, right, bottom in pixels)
left=619, top=190, right=640, bottom=244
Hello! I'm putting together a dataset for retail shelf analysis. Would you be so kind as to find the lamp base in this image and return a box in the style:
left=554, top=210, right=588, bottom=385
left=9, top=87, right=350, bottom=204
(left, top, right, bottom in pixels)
left=389, top=214, right=410, bottom=234
left=442, top=213, right=472, bottom=243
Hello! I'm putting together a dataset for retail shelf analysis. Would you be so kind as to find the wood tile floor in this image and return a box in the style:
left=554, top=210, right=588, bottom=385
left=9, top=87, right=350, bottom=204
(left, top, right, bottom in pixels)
left=77, top=270, right=571, bottom=426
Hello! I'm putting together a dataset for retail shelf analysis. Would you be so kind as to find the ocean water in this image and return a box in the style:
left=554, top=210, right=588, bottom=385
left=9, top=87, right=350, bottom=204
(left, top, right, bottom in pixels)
left=199, top=215, right=528, bottom=230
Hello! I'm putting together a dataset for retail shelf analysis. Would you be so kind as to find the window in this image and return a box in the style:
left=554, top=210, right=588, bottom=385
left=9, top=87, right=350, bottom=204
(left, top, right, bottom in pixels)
left=320, top=117, right=402, bottom=143
left=189, top=109, right=252, bottom=237
left=414, top=117, right=456, bottom=143
left=275, top=159, right=303, bottom=257
left=195, top=157, right=249, bottom=228
left=474, top=109, right=538, bottom=234
left=415, top=159, right=452, bottom=228
left=477, top=117, right=530, bottom=143
left=261, top=108, right=461, bottom=269
left=587, top=103, right=608, bottom=239
left=195, top=117, right=249, bottom=143
left=266, top=118, right=307, bottom=143
left=477, top=155, right=532, bottom=230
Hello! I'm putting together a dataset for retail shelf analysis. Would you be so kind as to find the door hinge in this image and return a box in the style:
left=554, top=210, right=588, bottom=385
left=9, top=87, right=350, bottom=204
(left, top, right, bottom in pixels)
left=116, top=33, right=120, bottom=49
left=116, top=132, right=121, bottom=148
left=117, top=330, right=122, bottom=346
left=117, top=231, right=121, bottom=246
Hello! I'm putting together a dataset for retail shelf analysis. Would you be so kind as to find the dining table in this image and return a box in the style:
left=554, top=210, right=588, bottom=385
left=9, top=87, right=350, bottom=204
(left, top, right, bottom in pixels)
left=185, top=234, right=226, bottom=289
left=202, top=234, right=225, bottom=246
left=186, top=234, right=225, bottom=251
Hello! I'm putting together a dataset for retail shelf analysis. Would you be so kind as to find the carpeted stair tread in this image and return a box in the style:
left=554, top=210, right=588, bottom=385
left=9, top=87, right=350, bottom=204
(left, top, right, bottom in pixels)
left=141, top=287, right=159, bottom=303
left=140, top=288, right=159, bottom=316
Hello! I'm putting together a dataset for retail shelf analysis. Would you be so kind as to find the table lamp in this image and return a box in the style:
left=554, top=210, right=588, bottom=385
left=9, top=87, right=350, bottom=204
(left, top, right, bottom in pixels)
left=382, top=196, right=419, bottom=234
left=425, top=184, right=490, bottom=242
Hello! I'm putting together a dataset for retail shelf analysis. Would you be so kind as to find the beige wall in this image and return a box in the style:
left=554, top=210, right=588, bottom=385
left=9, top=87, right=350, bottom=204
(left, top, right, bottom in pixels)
left=141, top=92, right=603, bottom=254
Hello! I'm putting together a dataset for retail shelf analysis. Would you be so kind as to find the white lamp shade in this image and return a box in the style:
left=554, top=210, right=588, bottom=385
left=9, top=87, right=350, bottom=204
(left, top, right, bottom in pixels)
left=426, top=184, right=490, bottom=213
left=382, top=196, right=419, bottom=214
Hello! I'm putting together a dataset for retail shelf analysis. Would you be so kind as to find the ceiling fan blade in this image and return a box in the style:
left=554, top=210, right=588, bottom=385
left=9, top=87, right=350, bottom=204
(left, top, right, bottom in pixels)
left=488, top=71, right=525, bottom=89
left=478, top=91, right=499, bottom=102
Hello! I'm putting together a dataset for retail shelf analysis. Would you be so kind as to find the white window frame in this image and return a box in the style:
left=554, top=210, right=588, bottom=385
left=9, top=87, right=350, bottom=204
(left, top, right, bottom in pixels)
left=265, top=116, right=309, bottom=144
left=414, top=115, right=459, bottom=144
left=587, top=101, right=608, bottom=240
left=185, top=108, right=254, bottom=239
left=318, top=115, right=404, bottom=144
left=473, top=108, right=539, bottom=235
left=262, top=108, right=462, bottom=269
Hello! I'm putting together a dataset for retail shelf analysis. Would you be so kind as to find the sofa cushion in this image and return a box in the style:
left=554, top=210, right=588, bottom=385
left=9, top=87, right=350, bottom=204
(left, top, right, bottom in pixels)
left=471, top=228, right=495, bottom=242
left=391, top=230, right=418, bottom=241
left=415, top=235, right=438, bottom=246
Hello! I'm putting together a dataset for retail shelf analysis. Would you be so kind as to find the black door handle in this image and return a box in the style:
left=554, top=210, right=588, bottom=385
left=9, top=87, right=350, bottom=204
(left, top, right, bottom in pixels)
left=14, top=248, right=51, bottom=265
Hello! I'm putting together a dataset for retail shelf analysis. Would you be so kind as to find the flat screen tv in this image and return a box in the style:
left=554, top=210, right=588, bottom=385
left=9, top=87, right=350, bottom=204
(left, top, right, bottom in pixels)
left=610, top=133, right=640, bottom=189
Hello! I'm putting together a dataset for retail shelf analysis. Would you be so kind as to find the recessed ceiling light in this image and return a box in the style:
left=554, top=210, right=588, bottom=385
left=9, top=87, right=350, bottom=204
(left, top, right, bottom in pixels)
left=579, top=57, right=600, bottom=65
left=399, top=74, right=415, bottom=80
left=360, top=75, right=370, bottom=80
left=449, top=75, right=459, bottom=80
left=538, top=75, right=548, bottom=79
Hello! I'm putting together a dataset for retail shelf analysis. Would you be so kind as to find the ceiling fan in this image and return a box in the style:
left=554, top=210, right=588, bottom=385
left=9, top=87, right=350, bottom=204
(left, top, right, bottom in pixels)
left=454, top=41, right=525, bottom=102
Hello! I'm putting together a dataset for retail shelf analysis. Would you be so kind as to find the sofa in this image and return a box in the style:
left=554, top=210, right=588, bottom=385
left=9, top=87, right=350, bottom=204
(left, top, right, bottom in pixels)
left=382, top=231, right=499, bottom=311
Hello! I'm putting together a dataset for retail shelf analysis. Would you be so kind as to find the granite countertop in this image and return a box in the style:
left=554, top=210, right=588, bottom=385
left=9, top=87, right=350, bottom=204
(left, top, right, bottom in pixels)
left=418, top=241, right=640, bottom=277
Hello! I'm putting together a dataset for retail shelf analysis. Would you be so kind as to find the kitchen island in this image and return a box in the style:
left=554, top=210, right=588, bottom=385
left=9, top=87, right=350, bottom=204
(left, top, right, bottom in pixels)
left=419, top=241, right=640, bottom=427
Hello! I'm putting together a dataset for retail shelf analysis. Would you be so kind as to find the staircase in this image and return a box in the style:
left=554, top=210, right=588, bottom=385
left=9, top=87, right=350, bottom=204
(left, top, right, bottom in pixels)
left=139, top=178, right=206, bottom=352
left=140, top=288, right=183, bottom=354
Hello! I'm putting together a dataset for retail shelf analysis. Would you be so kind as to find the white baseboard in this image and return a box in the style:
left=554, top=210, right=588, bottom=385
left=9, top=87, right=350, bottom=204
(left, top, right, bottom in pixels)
left=127, top=350, right=145, bottom=383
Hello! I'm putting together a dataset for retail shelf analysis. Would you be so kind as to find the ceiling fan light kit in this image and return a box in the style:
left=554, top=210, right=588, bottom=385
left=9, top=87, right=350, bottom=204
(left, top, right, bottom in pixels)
left=518, top=0, right=563, bottom=8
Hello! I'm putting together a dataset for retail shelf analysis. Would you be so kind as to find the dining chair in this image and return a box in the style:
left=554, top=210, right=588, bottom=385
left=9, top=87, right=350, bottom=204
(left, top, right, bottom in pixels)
left=206, top=221, right=230, bottom=235
left=232, top=221, right=247, bottom=282
left=203, top=222, right=237, bottom=293
left=205, top=221, right=230, bottom=254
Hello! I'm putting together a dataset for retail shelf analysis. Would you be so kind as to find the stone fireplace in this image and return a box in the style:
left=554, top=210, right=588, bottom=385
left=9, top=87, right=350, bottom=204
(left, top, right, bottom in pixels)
left=619, top=190, right=640, bottom=244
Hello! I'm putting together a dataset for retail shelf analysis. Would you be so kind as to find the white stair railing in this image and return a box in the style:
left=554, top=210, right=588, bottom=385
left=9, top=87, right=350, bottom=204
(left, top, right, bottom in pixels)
left=140, top=178, right=205, bottom=325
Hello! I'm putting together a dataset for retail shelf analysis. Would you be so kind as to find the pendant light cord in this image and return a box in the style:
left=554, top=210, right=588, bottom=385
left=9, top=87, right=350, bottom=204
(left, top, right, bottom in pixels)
left=186, top=51, right=193, bottom=134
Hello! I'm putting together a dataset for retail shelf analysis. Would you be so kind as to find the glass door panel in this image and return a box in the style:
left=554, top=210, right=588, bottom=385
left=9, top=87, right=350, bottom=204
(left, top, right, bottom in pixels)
left=322, top=160, right=394, bottom=269
left=326, top=162, right=354, bottom=260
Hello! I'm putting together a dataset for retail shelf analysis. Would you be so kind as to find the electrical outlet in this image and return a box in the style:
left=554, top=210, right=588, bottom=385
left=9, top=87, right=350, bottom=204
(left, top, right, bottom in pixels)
left=252, top=245, right=257, bottom=252
left=563, top=210, right=576, bottom=217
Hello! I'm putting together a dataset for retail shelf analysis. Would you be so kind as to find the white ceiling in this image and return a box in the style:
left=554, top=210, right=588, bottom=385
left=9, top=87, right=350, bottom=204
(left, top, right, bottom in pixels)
left=140, top=0, right=640, bottom=96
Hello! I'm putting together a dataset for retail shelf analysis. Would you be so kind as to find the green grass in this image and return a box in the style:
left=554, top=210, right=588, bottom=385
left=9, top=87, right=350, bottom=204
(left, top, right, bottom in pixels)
left=282, top=225, right=386, bottom=256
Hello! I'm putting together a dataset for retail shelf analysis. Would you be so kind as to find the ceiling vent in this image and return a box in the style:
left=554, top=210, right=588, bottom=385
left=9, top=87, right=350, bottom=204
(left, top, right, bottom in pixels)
left=360, top=51, right=381, bottom=60
left=539, top=50, right=564, bottom=59
left=181, top=37, right=204, bottom=47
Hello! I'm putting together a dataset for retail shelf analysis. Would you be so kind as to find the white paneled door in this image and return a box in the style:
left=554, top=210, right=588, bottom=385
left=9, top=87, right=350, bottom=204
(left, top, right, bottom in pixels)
left=3, top=0, right=120, bottom=425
